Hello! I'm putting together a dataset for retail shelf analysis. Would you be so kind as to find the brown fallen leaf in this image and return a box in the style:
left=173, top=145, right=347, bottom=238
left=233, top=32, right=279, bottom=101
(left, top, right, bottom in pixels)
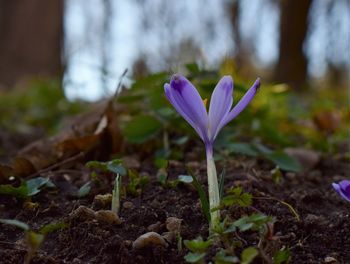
left=313, top=110, right=342, bottom=134
left=0, top=164, right=14, bottom=183
left=2, top=99, right=124, bottom=178
left=12, top=157, right=36, bottom=177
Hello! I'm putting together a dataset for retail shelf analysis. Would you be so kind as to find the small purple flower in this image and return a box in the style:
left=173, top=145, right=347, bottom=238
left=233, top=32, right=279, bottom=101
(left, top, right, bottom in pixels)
left=332, top=180, right=350, bottom=202
left=164, top=74, right=260, bottom=153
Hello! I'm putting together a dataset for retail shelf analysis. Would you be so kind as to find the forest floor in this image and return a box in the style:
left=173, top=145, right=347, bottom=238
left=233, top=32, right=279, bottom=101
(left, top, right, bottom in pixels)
left=0, top=75, right=349, bottom=264
left=0, top=127, right=349, bottom=263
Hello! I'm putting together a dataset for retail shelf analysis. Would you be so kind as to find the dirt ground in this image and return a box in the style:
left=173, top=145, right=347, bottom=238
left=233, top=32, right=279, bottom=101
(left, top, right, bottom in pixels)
left=1, top=143, right=349, bottom=264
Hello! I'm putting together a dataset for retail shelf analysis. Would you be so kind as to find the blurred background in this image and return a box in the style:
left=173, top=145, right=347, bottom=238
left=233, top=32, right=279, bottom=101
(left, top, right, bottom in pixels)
left=0, top=0, right=349, bottom=171
left=0, top=0, right=349, bottom=159
left=0, top=0, right=349, bottom=100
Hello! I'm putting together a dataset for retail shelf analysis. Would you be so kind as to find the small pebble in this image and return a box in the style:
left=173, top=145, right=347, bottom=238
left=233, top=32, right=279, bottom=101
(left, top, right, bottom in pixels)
left=93, top=193, right=112, bottom=208
left=72, top=258, right=83, bottom=264
left=95, top=210, right=122, bottom=225
left=324, top=256, right=337, bottom=263
left=123, top=201, right=134, bottom=209
left=162, top=231, right=175, bottom=243
left=70, top=206, right=95, bottom=219
left=123, top=240, right=132, bottom=247
left=165, top=217, right=182, bottom=233
left=69, top=206, right=122, bottom=225
left=150, top=200, right=161, bottom=209
left=147, top=221, right=162, bottom=232
left=304, top=214, right=327, bottom=226
left=133, top=232, right=168, bottom=249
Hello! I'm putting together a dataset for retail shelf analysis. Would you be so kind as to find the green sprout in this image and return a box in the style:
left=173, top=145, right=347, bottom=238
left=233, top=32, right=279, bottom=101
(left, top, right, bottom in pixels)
left=0, top=219, right=66, bottom=264
left=183, top=237, right=212, bottom=264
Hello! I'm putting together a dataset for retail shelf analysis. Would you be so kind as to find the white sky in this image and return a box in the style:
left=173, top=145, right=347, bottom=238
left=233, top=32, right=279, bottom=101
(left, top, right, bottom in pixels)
left=63, top=0, right=350, bottom=101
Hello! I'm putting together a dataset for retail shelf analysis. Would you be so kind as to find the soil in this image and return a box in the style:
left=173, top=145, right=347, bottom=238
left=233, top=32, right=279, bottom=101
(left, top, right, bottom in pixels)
left=1, top=143, right=350, bottom=264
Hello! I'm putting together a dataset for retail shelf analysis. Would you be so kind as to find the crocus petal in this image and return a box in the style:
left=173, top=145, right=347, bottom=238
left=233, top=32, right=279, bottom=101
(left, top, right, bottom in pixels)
left=216, top=78, right=260, bottom=132
left=333, top=180, right=350, bottom=202
left=165, top=74, right=209, bottom=142
left=165, top=83, right=204, bottom=139
left=208, top=76, right=233, bottom=141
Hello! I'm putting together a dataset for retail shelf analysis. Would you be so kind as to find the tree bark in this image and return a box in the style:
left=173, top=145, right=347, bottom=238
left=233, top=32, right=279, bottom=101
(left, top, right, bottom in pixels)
left=0, top=0, right=63, bottom=88
left=274, top=0, right=313, bottom=90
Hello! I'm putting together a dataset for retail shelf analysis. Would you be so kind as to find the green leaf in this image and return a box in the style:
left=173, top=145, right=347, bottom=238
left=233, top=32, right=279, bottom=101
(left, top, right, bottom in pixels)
left=155, top=107, right=174, bottom=118
left=86, top=159, right=126, bottom=176
left=157, top=172, right=168, bottom=185
left=178, top=175, right=193, bottom=184
left=0, top=183, right=28, bottom=199
left=0, top=177, right=53, bottom=199
left=253, top=142, right=272, bottom=154
left=265, top=151, right=302, bottom=172
left=271, top=167, right=283, bottom=184
left=235, top=221, right=254, bottom=232
left=222, top=187, right=252, bottom=207
left=233, top=214, right=273, bottom=232
left=184, top=252, right=206, bottom=263
left=184, top=237, right=212, bottom=252
left=39, top=222, right=67, bottom=235
left=185, top=63, right=200, bottom=74
left=155, top=158, right=168, bottom=169
left=86, top=160, right=108, bottom=170
left=26, top=231, right=45, bottom=251
left=241, top=247, right=258, bottom=264
left=227, top=143, right=258, bottom=157
left=223, top=224, right=237, bottom=234
left=126, top=170, right=149, bottom=196
left=122, top=115, right=162, bottom=143
left=0, top=219, right=30, bottom=231
left=26, top=177, right=52, bottom=196
left=188, top=172, right=211, bottom=223
left=273, top=249, right=291, bottom=264
left=173, top=136, right=189, bottom=145
left=107, top=160, right=127, bottom=176
left=214, top=249, right=239, bottom=264
left=77, top=181, right=91, bottom=198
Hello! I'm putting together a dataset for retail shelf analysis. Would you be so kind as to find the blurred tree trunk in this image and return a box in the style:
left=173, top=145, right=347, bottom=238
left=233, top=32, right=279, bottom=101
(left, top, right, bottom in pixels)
left=274, top=0, right=312, bottom=90
left=229, top=0, right=242, bottom=68
left=0, top=0, right=63, bottom=89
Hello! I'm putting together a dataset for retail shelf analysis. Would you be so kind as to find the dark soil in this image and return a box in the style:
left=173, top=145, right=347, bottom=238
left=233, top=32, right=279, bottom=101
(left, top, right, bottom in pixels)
left=1, top=149, right=350, bottom=264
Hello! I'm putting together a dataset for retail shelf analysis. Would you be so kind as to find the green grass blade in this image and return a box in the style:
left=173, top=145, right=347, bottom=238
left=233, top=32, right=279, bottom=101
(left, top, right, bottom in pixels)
left=188, top=170, right=211, bottom=223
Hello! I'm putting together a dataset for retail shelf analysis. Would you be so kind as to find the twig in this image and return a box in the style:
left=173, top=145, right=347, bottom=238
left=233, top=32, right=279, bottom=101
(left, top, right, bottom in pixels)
left=27, top=152, right=85, bottom=179
left=254, top=196, right=300, bottom=222
left=113, top=68, right=128, bottom=99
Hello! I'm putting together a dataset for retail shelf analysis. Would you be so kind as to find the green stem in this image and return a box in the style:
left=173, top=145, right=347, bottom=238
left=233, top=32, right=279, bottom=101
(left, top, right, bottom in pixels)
left=206, top=144, right=220, bottom=228
left=111, top=174, right=121, bottom=215
left=163, top=130, right=170, bottom=154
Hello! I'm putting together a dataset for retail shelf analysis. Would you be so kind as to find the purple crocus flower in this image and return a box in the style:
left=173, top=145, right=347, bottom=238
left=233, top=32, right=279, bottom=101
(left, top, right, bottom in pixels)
left=332, top=180, right=350, bottom=202
left=164, top=74, right=260, bottom=154
left=164, top=74, right=260, bottom=226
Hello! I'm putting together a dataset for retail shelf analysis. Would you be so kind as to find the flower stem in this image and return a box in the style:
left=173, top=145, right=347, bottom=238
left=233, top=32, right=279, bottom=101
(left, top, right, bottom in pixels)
left=206, top=144, right=220, bottom=228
